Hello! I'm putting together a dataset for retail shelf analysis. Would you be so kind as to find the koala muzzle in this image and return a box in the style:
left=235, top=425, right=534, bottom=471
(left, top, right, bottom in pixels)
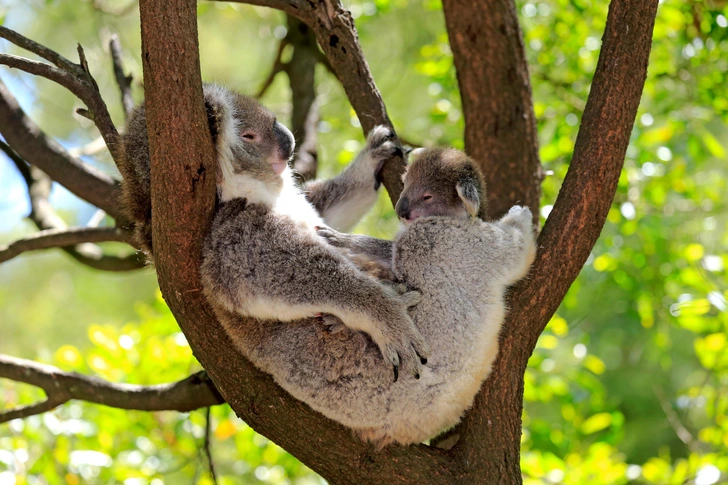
left=274, top=121, right=295, bottom=161
left=395, top=196, right=411, bottom=221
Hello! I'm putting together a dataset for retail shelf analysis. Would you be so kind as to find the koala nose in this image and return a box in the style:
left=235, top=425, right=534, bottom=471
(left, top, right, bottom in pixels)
left=395, top=196, right=411, bottom=220
left=274, top=121, right=295, bottom=161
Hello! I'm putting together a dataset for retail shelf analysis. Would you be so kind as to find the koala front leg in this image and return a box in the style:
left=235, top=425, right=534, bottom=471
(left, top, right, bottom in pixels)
left=304, top=126, right=403, bottom=232
left=239, top=269, right=426, bottom=380
left=202, top=201, right=428, bottom=380
left=316, top=227, right=395, bottom=279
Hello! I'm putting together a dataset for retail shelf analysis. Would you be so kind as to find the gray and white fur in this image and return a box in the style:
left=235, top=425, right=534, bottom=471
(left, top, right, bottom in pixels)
left=127, top=84, right=431, bottom=378
left=211, top=148, right=536, bottom=447
left=121, top=83, right=428, bottom=378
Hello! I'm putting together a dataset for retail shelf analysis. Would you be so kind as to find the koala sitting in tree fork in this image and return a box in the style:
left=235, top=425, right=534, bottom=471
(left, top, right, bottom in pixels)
left=120, top=83, right=428, bottom=380
left=209, top=147, right=537, bottom=447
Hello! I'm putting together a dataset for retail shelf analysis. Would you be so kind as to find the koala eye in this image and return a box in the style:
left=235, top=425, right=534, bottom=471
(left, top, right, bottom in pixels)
left=241, top=131, right=260, bottom=142
left=422, top=194, right=433, bottom=201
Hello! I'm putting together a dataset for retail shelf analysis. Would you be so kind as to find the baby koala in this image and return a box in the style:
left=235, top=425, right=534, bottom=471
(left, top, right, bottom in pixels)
left=318, top=147, right=489, bottom=280
left=220, top=147, right=536, bottom=447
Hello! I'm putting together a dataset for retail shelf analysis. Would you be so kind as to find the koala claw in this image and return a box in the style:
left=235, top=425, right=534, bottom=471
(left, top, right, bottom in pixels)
left=316, top=226, right=348, bottom=248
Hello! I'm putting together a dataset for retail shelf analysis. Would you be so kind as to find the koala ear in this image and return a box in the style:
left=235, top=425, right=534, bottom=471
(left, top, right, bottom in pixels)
left=456, top=177, right=480, bottom=218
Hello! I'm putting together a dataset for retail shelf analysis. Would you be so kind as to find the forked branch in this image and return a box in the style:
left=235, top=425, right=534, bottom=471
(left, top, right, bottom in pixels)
left=0, top=26, right=123, bottom=166
left=0, top=80, right=124, bottom=220
left=4, top=144, right=143, bottom=271
left=0, top=354, right=224, bottom=424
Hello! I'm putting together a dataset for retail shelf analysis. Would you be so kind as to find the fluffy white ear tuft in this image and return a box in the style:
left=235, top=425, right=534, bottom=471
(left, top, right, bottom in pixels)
left=456, top=178, right=480, bottom=218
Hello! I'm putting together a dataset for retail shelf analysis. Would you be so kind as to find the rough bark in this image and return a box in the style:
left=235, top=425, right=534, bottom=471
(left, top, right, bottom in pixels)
left=0, top=0, right=658, bottom=481
left=442, top=0, right=542, bottom=222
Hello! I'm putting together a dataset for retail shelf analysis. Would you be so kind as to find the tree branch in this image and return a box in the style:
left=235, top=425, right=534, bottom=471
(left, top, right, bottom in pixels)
left=442, top=0, right=542, bottom=222
left=0, top=227, right=136, bottom=265
left=255, top=37, right=287, bottom=99
left=0, top=25, right=78, bottom=72
left=0, top=27, right=123, bottom=166
left=203, top=407, right=219, bottom=485
left=109, top=34, right=135, bottom=120
left=452, top=0, right=659, bottom=480
left=0, top=354, right=224, bottom=424
left=4, top=145, right=144, bottom=271
left=0, top=80, right=124, bottom=220
left=285, top=15, right=319, bottom=182
left=514, top=0, right=659, bottom=351
left=221, top=0, right=406, bottom=204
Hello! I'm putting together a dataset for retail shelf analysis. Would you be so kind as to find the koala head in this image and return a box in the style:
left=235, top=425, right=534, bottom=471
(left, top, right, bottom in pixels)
left=203, top=84, right=295, bottom=203
left=395, top=147, right=487, bottom=224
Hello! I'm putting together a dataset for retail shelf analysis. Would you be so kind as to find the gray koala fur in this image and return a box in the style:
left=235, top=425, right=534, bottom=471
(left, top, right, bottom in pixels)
left=208, top=147, right=536, bottom=446
left=121, top=83, right=428, bottom=378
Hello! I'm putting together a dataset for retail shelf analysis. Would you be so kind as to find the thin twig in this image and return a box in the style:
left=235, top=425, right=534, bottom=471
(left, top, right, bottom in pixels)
left=109, top=34, right=135, bottom=120
left=0, top=227, right=137, bottom=265
left=0, top=354, right=225, bottom=424
left=0, top=25, right=78, bottom=71
left=203, top=407, right=218, bottom=485
left=5, top=147, right=143, bottom=271
left=0, top=81, right=124, bottom=220
left=255, top=39, right=288, bottom=99
left=0, top=26, right=122, bottom=164
left=653, top=384, right=697, bottom=452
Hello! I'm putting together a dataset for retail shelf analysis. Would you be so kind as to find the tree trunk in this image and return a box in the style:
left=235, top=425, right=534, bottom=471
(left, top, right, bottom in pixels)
left=442, top=0, right=542, bottom=221
left=138, top=0, right=659, bottom=482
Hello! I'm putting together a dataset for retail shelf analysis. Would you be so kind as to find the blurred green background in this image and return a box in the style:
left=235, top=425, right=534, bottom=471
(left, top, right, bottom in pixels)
left=1, top=0, right=727, bottom=483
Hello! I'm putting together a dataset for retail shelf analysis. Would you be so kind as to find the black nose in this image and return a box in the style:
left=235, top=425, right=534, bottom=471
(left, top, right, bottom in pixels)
left=274, top=121, right=295, bottom=160
left=395, top=196, right=410, bottom=220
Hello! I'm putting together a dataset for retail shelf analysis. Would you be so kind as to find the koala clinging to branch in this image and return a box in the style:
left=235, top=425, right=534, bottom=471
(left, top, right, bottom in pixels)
left=119, top=83, right=428, bottom=379
left=217, top=148, right=536, bottom=447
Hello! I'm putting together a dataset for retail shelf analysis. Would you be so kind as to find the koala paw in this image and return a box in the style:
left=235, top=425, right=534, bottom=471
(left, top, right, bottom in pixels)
left=501, top=205, right=533, bottom=231
left=365, top=126, right=403, bottom=190
left=366, top=125, right=402, bottom=160
left=316, top=226, right=350, bottom=248
left=315, top=313, right=348, bottom=335
left=374, top=295, right=430, bottom=381
left=398, top=288, right=421, bottom=309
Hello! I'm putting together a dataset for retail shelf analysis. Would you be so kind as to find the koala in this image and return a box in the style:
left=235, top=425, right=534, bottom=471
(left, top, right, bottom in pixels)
left=214, top=148, right=537, bottom=447
left=119, top=84, right=392, bottom=254
left=119, top=83, right=428, bottom=378
left=319, top=147, right=490, bottom=281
